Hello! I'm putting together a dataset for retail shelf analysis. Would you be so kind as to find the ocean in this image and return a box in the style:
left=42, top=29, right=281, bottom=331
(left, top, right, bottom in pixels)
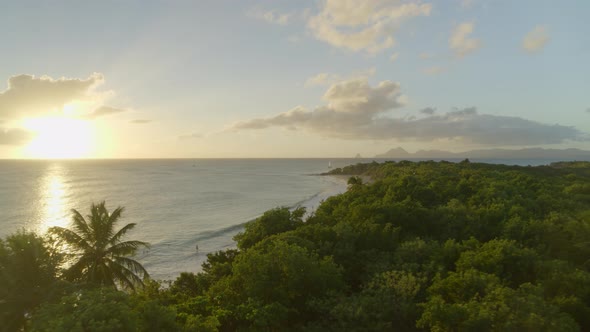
left=0, top=157, right=566, bottom=280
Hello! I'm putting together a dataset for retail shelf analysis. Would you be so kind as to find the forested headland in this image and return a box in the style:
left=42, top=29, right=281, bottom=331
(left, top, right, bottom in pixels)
left=2, top=160, right=590, bottom=331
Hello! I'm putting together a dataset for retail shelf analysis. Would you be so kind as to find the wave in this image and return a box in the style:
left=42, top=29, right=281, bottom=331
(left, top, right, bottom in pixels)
left=188, top=221, right=249, bottom=244
left=182, top=178, right=347, bottom=247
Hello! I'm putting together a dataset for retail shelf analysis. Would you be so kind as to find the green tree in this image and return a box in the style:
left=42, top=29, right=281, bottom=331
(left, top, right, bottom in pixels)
left=418, top=271, right=579, bottom=331
left=29, top=287, right=180, bottom=332
left=327, top=270, right=427, bottom=331
left=0, top=231, right=62, bottom=332
left=234, top=207, right=305, bottom=250
left=209, top=239, right=344, bottom=330
left=50, top=202, right=149, bottom=290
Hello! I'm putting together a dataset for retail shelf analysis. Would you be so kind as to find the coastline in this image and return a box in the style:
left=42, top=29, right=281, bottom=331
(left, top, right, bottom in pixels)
left=142, top=173, right=350, bottom=281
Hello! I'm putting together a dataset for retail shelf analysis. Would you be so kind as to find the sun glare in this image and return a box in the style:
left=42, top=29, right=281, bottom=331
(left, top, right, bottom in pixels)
left=23, top=117, right=96, bottom=159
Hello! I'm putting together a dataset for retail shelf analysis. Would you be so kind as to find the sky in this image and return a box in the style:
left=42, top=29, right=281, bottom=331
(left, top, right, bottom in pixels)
left=0, top=0, right=588, bottom=158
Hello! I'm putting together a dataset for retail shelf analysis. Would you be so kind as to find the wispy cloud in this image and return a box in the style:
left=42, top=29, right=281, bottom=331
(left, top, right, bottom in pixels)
left=450, top=22, right=481, bottom=57
left=307, top=0, right=432, bottom=54
left=86, top=106, right=126, bottom=119
left=247, top=8, right=294, bottom=25
left=130, top=119, right=151, bottom=124
left=523, top=25, right=549, bottom=53
left=304, top=73, right=340, bottom=88
left=305, top=68, right=376, bottom=87
left=390, top=52, right=400, bottom=62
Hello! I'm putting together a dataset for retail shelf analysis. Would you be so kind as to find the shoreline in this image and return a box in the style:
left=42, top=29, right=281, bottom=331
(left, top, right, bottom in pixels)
left=143, top=173, right=350, bottom=281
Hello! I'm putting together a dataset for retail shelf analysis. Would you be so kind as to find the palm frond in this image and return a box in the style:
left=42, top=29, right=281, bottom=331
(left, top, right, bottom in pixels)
left=109, top=257, right=150, bottom=290
left=107, top=260, right=142, bottom=290
left=108, top=223, right=138, bottom=246
left=107, top=206, right=125, bottom=229
left=113, top=256, right=149, bottom=278
left=48, top=227, right=92, bottom=252
left=70, top=209, right=92, bottom=241
left=107, top=240, right=149, bottom=256
left=64, top=254, right=94, bottom=281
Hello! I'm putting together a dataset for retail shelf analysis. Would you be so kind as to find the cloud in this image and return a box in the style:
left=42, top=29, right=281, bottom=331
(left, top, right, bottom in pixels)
left=231, top=79, right=586, bottom=146
left=234, top=77, right=406, bottom=135
left=305, top=73, right=340, bottom=87
left=130, top=119, right=151, bottom=124
left=523, top=26, right=549, bottom=53
left=0, top=73, right=105, bottom=120
left=304, top=68, right=376, bottom=87
left=420, top=107, right=436, bottom=115
left=307, top=0, right=432, bottom=53
left=247, top=8, right=294, bottom=25
left=450, top=22, right=481, bottom=57
left=0, top=127, right=34, bottom=145
left=390, top=52, right=400, bottom=62
left=86, top=106, right=126, bottom=119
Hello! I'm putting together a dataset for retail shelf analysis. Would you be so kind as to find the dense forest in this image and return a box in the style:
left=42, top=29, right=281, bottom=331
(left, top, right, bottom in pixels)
left=2, top=160, right=590, bottom=331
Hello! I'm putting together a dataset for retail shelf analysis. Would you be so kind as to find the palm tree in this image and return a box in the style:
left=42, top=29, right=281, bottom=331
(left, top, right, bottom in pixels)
left=49, top=202, right=149, bottom=290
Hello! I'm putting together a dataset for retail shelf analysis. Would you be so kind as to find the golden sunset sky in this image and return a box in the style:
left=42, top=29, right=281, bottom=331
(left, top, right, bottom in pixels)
left=0, top=1, right=588, bottom=158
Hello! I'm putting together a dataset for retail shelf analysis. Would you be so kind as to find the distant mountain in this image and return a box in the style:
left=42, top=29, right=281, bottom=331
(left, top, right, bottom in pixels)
left=375, top=147, right=590, bottom=160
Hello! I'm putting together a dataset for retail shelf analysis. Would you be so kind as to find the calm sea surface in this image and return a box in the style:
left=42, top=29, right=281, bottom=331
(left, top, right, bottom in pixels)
left=0, top=158, right=565, bottom=280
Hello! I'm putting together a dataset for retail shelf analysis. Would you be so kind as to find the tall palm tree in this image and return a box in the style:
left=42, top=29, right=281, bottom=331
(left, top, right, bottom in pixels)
left=49, top=202, right=149, bottom=290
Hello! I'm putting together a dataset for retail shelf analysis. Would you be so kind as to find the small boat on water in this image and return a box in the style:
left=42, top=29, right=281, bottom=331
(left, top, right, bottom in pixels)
left=328, top=161, right=332, bottom=168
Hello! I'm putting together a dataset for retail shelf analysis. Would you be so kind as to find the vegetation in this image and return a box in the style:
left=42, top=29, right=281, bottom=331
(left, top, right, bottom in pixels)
left=2, top=160, right=590, bottom=331
left=49, top=202, right=150, bottom=290
left=0, top=231, right=62, bottom=331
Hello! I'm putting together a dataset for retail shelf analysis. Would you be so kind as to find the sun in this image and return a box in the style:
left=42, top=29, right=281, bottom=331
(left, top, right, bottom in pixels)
left=23, top=117, right=96, bottom=159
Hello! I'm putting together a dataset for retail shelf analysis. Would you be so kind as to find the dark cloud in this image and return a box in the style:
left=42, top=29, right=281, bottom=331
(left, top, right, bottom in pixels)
left=420, top=107, right=436, bottom=115
left=232, top=79, right=587, bottom=146
left=0, top=128, right=34, bottom=145
left=86, top=106, right=126, bottom=119
left=0, top=73, right=103, bottom=119
left=362, top=109, right=584, bottom=145
left=130, top=119, right=151, bottom=124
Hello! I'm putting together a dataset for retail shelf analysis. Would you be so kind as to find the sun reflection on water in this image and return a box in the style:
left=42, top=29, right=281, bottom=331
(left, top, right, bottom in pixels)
left=37, top=163, right=71, bottom=233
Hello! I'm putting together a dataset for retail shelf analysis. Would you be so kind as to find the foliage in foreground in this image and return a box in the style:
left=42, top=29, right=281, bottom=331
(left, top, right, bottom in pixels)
left=2, top=160, right=590, bottom=331
left=49, top=202, right=150, bottom=290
